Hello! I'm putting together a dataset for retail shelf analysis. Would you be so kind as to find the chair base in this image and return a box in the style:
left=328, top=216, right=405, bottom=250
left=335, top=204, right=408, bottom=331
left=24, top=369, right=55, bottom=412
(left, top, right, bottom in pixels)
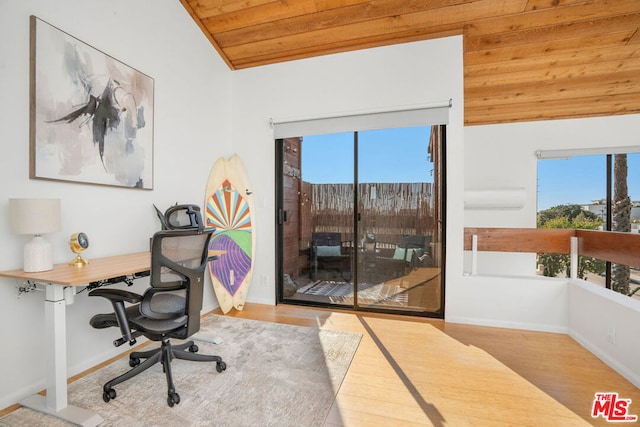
left=102, top=339, right=226, bottom=407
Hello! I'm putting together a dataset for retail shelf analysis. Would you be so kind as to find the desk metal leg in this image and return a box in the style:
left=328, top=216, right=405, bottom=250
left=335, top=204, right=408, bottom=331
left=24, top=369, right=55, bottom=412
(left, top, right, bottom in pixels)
left=19, top=284, right=103, bottom=426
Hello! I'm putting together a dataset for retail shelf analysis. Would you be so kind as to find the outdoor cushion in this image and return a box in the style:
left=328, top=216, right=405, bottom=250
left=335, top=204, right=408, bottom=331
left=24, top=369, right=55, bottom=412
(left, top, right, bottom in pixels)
left=392, top=247, right=422, bottom=261
left=316, top=245, right=342, bottom=257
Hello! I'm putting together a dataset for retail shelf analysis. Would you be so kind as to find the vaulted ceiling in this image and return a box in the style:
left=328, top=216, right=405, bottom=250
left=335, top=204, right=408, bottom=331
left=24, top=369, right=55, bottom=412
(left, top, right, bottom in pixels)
left=180, top=0, right=640, bottom=126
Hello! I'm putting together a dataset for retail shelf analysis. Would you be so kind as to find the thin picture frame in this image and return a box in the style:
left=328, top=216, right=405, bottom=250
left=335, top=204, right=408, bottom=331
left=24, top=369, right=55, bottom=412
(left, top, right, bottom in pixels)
left=29, top=16, right=154, bottom=189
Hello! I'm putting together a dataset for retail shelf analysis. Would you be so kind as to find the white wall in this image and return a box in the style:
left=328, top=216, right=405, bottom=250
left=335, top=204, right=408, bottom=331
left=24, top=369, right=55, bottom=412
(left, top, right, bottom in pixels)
left=464, top=113, right=640, bottom=229
left=569, top=280, right=640, bottom=388
left=230, top=37, right=466, bottom=309
left=0, top=0, right=232, bottom=409
left=452, top=275, right=569, bottom=332
left=454, top=114, right=640, bottom=331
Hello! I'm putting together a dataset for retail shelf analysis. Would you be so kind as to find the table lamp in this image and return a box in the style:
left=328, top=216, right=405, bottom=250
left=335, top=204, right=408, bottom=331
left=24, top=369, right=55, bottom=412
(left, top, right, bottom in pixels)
left=9, top=198, right=61, bottom=272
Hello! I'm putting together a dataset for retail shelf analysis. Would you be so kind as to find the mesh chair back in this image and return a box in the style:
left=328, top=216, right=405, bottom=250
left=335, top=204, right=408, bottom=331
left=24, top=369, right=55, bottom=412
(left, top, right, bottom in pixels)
left=144, top=228, right=213, bottom=338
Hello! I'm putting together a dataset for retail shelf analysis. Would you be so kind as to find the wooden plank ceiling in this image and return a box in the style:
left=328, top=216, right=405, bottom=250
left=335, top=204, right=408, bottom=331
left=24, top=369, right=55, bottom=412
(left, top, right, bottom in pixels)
left=180, top=0, right=640, bottom=126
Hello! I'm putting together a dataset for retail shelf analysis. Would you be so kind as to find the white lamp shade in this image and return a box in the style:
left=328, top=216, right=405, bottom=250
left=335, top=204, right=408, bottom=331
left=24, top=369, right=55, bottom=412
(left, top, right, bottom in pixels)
left=9, top=198, right=61, bottom=235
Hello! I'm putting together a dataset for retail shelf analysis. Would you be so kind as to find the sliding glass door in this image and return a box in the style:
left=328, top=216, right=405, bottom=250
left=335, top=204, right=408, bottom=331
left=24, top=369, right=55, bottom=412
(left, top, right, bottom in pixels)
left=277, top=134, right=355, bottom=307
left=355, top=127, right=443, bottom=313
left=276, top=125, right=445, bottom=317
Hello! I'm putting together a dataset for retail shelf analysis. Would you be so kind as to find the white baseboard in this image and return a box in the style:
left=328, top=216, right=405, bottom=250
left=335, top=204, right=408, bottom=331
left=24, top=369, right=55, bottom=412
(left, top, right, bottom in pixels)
left=569, top=329, right=640, bottom=389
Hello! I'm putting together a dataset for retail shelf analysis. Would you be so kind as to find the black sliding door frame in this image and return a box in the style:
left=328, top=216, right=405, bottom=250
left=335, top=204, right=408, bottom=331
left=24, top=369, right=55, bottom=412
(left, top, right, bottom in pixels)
left=276, top=124, right=446, bottom=318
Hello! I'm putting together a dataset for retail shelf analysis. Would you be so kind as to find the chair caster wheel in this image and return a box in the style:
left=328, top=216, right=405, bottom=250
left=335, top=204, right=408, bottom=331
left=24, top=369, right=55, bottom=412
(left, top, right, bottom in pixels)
left=216, top=361, right=227, bottom=372
left=189, top=344, right=199, bottom=353
left=167, top=392, right=180, bottom=407
left=103, top=388, right=116, bottom=402
left=129, top=357, right=140, bottom=367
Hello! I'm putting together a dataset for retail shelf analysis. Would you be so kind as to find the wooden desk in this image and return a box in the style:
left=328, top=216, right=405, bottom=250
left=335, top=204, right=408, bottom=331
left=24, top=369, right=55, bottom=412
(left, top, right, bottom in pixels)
left=0, top=252, right=151, bottom=287
left=0, top=250, right=223, bottom=426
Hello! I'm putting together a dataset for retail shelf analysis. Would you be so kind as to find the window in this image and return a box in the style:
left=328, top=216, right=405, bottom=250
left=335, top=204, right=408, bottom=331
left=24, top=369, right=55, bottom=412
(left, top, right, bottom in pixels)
left=537, top=151, right=640, bottom=299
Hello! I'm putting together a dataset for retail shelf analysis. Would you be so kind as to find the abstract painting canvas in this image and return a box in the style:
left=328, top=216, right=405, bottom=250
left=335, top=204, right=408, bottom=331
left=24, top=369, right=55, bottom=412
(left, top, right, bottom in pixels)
left=30, top=16, right=154, bottom=189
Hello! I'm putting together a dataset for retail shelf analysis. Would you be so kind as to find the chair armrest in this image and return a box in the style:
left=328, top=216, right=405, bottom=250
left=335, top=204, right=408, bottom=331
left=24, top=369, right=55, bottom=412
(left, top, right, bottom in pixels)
left=89, top=289, right=142, bottom=346
left=89, top=288, right=142, bottom=303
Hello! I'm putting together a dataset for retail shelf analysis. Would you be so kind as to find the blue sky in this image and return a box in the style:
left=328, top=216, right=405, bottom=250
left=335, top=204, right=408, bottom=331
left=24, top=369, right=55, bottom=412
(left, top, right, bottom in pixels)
left=301, top=129, right=640, bottom=212
left=301, top=126, right=432, bottom=184
left=537, top=154, right=640, bottom=211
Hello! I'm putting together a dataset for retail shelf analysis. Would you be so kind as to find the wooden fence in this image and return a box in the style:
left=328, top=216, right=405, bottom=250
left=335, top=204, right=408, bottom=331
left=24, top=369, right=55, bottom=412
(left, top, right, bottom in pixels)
left=305, top=182, right=434, bottom=245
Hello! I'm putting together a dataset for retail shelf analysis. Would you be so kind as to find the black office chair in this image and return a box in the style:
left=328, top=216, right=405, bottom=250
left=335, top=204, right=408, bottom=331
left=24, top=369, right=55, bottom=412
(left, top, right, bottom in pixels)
left=310, top=232, right=352, bottom=281
left=89, top=205, right=226, bottom=407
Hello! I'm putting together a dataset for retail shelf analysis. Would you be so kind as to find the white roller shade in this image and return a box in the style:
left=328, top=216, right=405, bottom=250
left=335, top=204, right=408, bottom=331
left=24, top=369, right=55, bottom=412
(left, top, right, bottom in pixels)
left=536, top=146, right=640, bottom=159
left=272, top=100, right=451, bottom=139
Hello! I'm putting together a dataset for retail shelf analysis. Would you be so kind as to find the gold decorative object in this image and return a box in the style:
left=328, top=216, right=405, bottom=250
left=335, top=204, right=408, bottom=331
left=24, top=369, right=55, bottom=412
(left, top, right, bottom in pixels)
left=69, top=232, right=89, bottom=267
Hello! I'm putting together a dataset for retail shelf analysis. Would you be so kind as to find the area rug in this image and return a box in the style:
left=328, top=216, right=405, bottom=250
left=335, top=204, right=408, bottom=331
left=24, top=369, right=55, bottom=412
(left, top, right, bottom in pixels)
left=0, top=315, right=361, bottom=427
left=299, top=280, right=408, bottom=306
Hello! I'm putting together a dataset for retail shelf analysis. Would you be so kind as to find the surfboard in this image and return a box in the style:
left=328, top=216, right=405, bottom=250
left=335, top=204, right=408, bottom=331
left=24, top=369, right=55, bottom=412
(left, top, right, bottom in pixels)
left=228, top=154, right=256, bottom=311
left=204, top=155, right=255, bottom=314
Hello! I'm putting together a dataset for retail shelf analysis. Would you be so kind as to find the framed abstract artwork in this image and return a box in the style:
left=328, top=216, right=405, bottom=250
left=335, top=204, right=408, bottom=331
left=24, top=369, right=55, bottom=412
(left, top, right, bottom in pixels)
left=29, top=16, right=154, bottom=189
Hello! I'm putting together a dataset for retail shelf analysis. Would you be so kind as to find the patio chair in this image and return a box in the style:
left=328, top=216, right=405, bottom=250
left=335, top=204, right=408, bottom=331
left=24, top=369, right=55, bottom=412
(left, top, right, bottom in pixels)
left=310, top=232, right=352, bottom=281
left=377, top=235, right=429, bottom=278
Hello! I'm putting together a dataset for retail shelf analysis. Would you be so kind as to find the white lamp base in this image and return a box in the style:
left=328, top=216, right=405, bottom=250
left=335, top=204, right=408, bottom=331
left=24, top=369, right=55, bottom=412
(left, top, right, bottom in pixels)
left=24, top=235, right=53, bottom=272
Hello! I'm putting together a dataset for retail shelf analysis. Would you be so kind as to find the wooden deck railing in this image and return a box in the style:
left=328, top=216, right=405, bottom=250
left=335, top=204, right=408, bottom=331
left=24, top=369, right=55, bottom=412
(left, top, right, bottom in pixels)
left=464, top=227, right=640, bottom=269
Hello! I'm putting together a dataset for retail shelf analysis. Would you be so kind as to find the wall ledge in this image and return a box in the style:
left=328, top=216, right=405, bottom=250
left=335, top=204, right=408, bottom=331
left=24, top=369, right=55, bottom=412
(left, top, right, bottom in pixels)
left=568, top=278, right=640, bottom=311
left=462, top=272, right=564, bottom=281
left=445, top=315, right=569, bottom=334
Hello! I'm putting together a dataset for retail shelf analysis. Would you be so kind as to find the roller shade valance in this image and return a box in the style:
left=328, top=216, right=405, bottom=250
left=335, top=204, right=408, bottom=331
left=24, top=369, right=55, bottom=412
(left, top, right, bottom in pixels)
left=536, top=146, right=640, bottom=159
left=272, top=100, right=451, bottom=139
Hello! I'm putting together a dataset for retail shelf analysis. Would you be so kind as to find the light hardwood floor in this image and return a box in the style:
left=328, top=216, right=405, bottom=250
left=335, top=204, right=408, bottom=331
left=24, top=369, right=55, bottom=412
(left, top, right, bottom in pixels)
left=222, top=303, right=640, bottom=427
left=1, top=303, right=637, bottom=425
